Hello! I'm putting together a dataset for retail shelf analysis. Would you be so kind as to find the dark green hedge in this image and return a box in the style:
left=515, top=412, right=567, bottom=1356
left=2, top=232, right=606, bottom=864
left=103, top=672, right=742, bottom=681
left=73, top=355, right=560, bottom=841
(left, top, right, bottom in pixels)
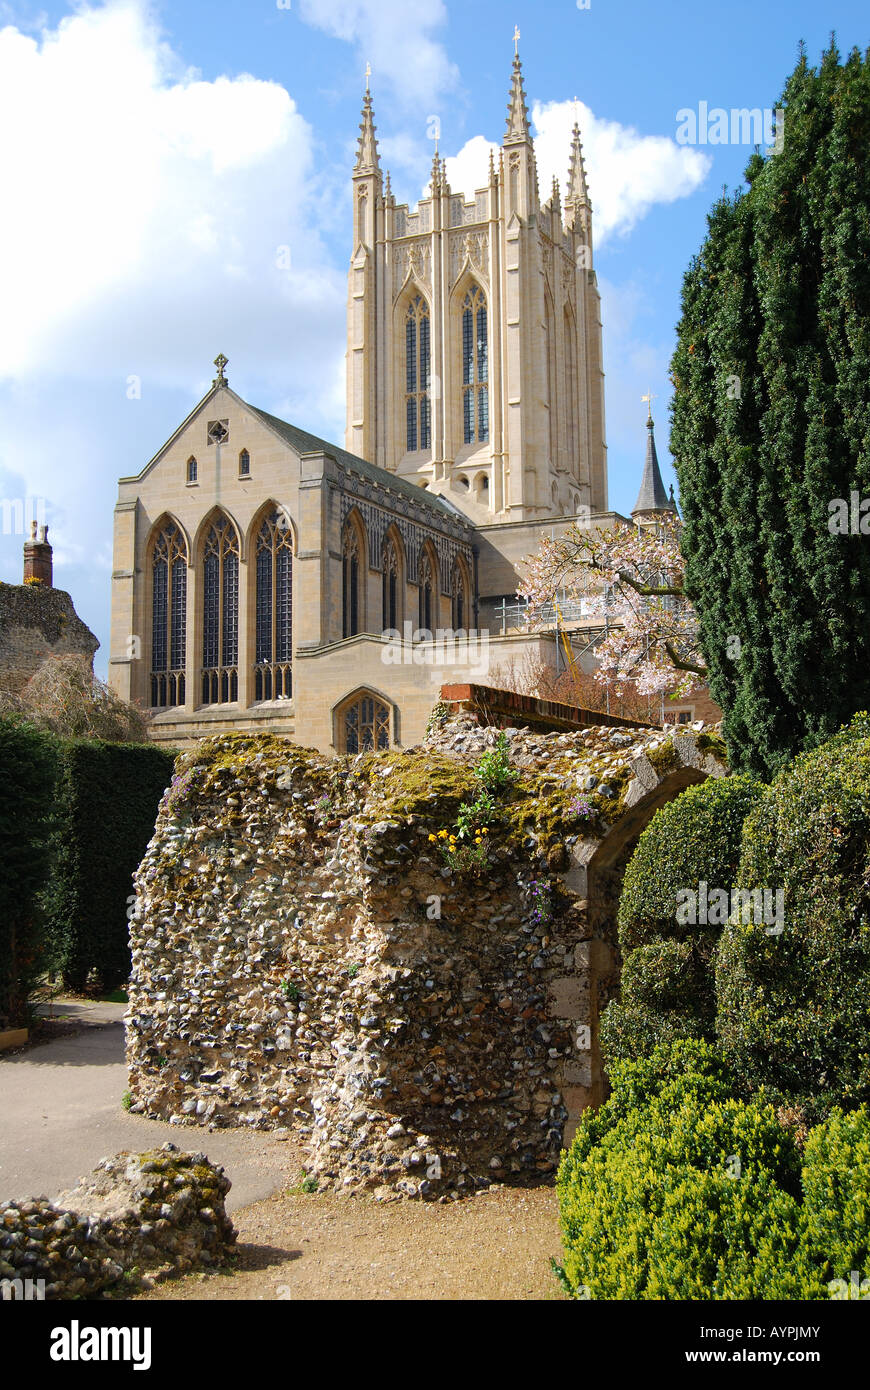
left=601, top=775, right=762, bottom=1064
left=716, top=716, right=870, bottom=1120
left=44, top=740, right=176, bottom=992
left=0, top=717, right=58, bottom=1027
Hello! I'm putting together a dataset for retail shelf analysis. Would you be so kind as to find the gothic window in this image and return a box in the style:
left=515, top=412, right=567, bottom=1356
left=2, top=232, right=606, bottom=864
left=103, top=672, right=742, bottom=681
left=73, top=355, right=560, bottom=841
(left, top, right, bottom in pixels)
left=150, top=522, right=187, bottom=708
left=254, top=510, right=293, bottom=701
left=545, top=291, right=558, bottom=468
left=239, top=449, right=250, bottom=477
left=187, top=456, right=197, bottom=483
left=201, top=513, right=239, bottom=704
left=462, top=285, right=489, bottom=445
left=451, top=558, right=470, bottom=632
left=405, top=295, right=431, bottom=452
left=418, top=547, right=436, bottom=633
left=565, top=307, right=579, bottom=469
left=382, top=534, right=400, bottom=632
left=342, top=520, right=363, bottom=638
left=341, top=693, right=391, bottom=754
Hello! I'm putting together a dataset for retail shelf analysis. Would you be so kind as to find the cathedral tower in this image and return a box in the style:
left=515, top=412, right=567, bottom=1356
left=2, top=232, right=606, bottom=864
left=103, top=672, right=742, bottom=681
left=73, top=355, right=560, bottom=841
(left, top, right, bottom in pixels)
left=345, top=46, right=608, bottom=525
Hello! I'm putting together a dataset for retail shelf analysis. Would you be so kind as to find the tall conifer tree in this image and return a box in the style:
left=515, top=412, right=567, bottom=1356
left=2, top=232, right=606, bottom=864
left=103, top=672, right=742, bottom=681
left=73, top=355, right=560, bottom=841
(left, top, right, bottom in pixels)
left=671, top=42, right=870, bottom=776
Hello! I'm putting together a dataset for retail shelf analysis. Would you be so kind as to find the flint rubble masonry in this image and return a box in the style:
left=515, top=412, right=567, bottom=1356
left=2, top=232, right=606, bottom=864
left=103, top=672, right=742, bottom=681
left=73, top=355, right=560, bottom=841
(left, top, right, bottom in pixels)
left=126, top=713, right=726, bottom=1199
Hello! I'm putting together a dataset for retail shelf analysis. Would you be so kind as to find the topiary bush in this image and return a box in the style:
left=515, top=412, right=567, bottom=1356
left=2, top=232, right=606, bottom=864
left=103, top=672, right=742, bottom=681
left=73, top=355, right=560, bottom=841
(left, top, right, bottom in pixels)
left=556, top=1041, right=820, bottom=1299
left=601, top=775, right=762, bottom=1063
left=716, top=716, right=870, bottom=1121
left=801, top=1106, right=870, bottom=1292
left=0, top=716, right=58, bottom=1027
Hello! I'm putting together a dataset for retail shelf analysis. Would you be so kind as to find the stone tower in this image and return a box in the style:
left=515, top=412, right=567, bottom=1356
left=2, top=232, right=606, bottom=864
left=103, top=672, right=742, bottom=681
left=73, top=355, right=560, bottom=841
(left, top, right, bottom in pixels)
left=345, top=49, right=608, bottom=525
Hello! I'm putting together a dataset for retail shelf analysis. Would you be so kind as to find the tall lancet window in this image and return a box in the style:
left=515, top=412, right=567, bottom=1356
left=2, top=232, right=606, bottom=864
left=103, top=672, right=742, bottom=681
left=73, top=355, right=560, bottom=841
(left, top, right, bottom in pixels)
left=405, top=295, right=431, bottom=452
left=343, top=520, right=362, bottom=638
left=151, top=522, right=187, bottom=708
left=451, top=558, right=470, bottom=632
left=201, top=514, right=239, bottom=704
left=255, top=510, right=293, bottom=701
left=565, top=307, right=579, bottom=470
left=382, top=535, right=400, bottom=632
left=462, top=286, right=489, bottom=445
left=418, top=548, right=436, bottom=632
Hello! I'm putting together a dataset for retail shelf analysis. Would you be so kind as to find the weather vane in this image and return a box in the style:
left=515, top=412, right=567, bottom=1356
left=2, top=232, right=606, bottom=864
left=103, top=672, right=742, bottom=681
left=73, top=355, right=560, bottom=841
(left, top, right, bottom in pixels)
left=642, top=388, right=657, bottom=421
left=513, top=25, right=520, bottom=56
left=365, top=61, right=371, bottom=93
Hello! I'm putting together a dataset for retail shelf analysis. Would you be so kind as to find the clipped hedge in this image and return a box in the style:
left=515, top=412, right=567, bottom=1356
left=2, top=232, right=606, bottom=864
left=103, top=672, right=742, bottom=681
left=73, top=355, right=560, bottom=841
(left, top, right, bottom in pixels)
left=601, top=776, right=762, bottom=1063
left=716, top=716, right=870, bottom=1120
left=44, top=740, right=176, bottom=992
left=0, top=716, right=58, bottom=1027
left=557, top=1041, right=870, bottom=1300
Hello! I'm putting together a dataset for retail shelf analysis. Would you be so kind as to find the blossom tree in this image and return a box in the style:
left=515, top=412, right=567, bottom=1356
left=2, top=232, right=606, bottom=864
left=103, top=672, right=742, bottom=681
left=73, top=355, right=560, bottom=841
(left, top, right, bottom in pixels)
left=518, top=515, right=707, bottom=699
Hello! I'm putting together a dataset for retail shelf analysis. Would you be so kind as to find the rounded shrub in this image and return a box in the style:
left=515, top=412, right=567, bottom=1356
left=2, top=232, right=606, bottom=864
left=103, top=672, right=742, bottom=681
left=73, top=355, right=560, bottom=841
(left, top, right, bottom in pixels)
left=557, top=1041, right=825, bottom=1300
left=716, top=716, right=870, bottom=1120
left=800, top=1106, right=870, bottom=1292
left=601, top=775, right=762, bottom=1064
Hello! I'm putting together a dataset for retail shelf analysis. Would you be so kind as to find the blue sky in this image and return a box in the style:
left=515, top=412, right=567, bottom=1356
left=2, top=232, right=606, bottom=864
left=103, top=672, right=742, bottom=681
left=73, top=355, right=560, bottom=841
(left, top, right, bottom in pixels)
left=1, top=0, right=868, bottom=676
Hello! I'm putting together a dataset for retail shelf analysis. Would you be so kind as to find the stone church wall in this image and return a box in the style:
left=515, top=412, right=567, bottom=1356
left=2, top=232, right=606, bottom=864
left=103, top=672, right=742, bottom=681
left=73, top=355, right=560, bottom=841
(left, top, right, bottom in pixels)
left=126, top=715, right=726, bottom=1199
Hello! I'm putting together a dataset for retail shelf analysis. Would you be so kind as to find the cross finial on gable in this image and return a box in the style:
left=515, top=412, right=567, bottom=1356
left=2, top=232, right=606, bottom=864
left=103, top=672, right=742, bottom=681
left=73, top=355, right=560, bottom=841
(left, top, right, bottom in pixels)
left=213, top=353, right=228, bottom=385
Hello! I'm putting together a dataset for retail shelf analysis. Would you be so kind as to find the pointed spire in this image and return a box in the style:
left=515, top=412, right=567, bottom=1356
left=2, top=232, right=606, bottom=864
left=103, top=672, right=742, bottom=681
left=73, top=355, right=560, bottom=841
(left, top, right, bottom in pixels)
left=550, top=174, right=561, bottom=218
left=504, top=51, right=531, bottom=143
left=354, top=87, right=380, bottom=175
left=632, top=410, right=674, bottom=518
left=566, top=121, right=589, bottom=209
left=430, top=150, right=442, bottom=196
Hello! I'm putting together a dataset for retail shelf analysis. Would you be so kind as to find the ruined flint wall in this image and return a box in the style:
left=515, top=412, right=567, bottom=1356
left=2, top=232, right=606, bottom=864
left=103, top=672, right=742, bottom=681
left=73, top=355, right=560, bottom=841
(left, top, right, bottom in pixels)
left=126, top=717, right=726, bottom=1198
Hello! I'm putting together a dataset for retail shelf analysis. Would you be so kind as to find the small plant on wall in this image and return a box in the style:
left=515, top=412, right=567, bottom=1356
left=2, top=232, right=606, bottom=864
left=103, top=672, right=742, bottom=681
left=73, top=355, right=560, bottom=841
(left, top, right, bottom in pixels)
left=428, top=732, right=517, bottom=876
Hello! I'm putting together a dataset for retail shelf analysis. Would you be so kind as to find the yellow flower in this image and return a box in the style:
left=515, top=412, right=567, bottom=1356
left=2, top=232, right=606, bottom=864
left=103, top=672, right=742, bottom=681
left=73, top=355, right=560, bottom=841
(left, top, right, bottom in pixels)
left=428, top=834, right=437, bottom=842
left=438, top=829, right=448, bottom=839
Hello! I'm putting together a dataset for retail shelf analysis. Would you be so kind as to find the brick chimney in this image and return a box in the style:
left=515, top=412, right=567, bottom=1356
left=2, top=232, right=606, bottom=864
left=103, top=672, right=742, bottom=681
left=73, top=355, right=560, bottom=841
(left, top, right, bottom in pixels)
left=23, top=520, right=53, bottom=587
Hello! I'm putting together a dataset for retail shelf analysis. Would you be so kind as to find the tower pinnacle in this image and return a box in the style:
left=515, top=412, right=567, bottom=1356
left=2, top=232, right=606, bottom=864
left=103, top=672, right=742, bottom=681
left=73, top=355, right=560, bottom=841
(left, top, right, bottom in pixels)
left=354, top=86, right=380, bottom=175
left=505, top=48, right=531, bottom=142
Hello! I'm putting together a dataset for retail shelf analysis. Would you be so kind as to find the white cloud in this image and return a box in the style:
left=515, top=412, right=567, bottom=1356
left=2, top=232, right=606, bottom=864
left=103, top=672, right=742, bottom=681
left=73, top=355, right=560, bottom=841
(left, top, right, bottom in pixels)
left=298, top=0, right=459, bottom=110
left=0, top=0, right=344, bottom=382
left=532, top=99, right=712, bottom=242
left=434, top=101, right=711, bottom=244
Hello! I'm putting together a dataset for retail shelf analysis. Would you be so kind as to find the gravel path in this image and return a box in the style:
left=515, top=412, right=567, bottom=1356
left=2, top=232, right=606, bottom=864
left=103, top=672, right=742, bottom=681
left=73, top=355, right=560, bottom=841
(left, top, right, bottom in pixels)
left=136, top=1178, right=565, bottom=1301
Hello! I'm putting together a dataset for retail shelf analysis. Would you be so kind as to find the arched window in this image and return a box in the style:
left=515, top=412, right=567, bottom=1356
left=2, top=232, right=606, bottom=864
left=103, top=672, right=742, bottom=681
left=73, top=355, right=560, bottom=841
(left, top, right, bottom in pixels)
left=462, top=286, right=489, bottom=445
left=382, top=534, right=400, bottom=632
left=564, top=307, right=578, bottom=469
left=255, top=510, right=293, bottom=700
left=405, top=295, right=431, bottom=452
left=239, top=449, right=250, bottom=477
left=341, top=692, right=391, bottom=754
left=342, top=520, right=363, bottom=638
left=187, top=456, right=197, bottom=484
left=451, top=558, right=470, bottom=632
left=151, top=522, right=187, bottom=708
left=418, top=547, right=436, bottom=633
left=201, top=514, right=239, bottom=704
left=545, top=291, right=558, bottom=467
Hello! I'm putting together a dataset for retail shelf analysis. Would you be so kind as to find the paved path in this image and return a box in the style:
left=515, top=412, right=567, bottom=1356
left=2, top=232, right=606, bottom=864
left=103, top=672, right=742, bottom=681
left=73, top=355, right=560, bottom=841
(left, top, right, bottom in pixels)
left=0, top=1001, right=294, bottom=1213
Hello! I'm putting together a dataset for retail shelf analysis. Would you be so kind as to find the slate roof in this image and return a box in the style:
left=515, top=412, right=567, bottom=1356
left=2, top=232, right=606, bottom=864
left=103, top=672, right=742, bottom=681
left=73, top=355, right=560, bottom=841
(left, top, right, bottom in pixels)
left=245, top=403, right=473, bottom=531
left=632, top=418, right=674, bottom=515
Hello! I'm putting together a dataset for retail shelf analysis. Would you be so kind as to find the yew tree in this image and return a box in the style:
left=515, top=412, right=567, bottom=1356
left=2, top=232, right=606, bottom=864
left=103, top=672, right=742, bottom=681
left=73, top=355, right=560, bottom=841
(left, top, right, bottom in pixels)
left=670, top=41, right=870, bottom=776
